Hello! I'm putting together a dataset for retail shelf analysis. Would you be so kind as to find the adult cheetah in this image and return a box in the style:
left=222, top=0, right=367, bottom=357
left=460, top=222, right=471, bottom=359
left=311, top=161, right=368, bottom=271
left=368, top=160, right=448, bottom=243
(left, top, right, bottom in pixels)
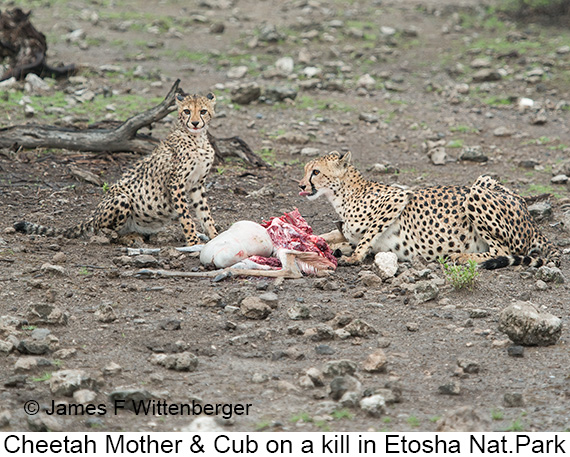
left=14, top=92, right=218, bottom=246
left=298, top=151, right=560, bottom=269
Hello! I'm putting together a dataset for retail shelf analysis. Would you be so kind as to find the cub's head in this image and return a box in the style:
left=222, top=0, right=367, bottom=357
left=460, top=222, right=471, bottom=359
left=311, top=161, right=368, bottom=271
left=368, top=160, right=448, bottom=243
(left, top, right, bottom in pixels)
left=299, top=151, right=352, bottom=201
left=176, top=92, right=216, bottom=135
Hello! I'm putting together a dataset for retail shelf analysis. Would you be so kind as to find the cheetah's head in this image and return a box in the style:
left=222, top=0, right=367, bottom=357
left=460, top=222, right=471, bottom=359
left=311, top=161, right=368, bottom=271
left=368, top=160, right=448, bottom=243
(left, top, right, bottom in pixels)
left=176, top=92, right=216, bottom=135
left=299, top=151, right=352, bottom=201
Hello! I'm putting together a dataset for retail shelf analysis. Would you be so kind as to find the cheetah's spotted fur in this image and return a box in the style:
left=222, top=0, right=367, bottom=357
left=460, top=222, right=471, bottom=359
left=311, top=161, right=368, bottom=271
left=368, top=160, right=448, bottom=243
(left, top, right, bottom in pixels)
left=15, top=92, right=218, bottom=246
left=299, top=151, right=560, bottom=269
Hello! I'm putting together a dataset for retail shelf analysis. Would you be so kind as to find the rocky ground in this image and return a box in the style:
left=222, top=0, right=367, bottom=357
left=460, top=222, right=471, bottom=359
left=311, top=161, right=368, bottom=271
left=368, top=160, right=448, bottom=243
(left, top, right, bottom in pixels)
left=1, top=0, right=570, bottom=433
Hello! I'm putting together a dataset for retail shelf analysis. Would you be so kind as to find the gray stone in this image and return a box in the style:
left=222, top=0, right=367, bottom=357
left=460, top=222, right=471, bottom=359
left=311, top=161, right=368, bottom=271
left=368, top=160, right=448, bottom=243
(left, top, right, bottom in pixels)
left=25, top=73, right=50, bottom=91
left=27, top=415, right=64, bottom=432
left=551, top=174, right=569, bottom=184
left=95, top=304, right=117, bottom=323
left=359, top=112, right=379, bottom=123
left=275, top=56, right=294, bottom=74
left=323, top=360, right=357, bottom=377
left=527, top=202, right=552, bottom=222
left=308, top=324, right=335, bottom=341
left=360, top=394, right=386, bottom=417
left=359, top=271, right=382, bottom=287
left=109, top=389, right=153, bottom=410
left=507, top=345, right=524, bottom=357
left=504, top=392, right=525, bottom=407
left=258, top=292, right=278, bottom=308
left=438, top=380, right=461, bottom=395
left=287, top=303, right=310, bottom=320
left=470, top=58, right=491, bottom=69
left=258, top=24, right=283, bottom=43
left=40, top=263, right=66, bottom=275
left=493, top=126, right=512, bottom=137
left=102, top=362, right=122, bottom=376
left=436, top=405, right=491, bottom=432
left=343, top=319, right=378, bottom=337
left=429, top=147, right=448, bottom=165
left=457, top=358, right=479, bottom=374
left=50, top=370, right=101, bottom=396
left=300, top=147, right=320, bottom=157
left=362, top=349, right=388, bottom=373
left=227, top=66, right=248, bottom=79
left=460, top=146, right=488, bottom=162
left=469, top=309, right=489, bottom=318
left=472, top=69, right=502, bottom=82
left=18, top=331, right=59, bottom=355
left=498, top=301, right=562, bottom=346
left=73, top=389, right=97, bottom=404
left=535, top=266, right=564, bottom=284
left=412, top=280, right=439, bottom=303
left=306, top=367, right=325, bottom=387
left=181, top=417, right=224, bottom=432
left=0, top=410, right=11, bottom=428
left=357, top=74, right=376, bottom=89
left=231, top=83, right=261, bottom=105
left=240, top=296, right=271, bottom=319
left=264, top=86, right=298, bottom=102
left=151, top=352, right=198, bottom=372
left=329, top=375, right=361, bottom=401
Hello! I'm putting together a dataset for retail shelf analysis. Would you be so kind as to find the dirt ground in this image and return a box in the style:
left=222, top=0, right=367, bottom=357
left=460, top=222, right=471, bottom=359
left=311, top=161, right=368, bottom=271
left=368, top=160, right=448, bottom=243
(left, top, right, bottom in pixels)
left=1, top=0, right=570, bottom=432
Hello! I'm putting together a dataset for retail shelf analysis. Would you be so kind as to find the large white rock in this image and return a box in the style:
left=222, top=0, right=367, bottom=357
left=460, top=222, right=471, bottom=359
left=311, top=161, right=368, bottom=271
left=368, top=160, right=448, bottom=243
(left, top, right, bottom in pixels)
left=374, top=252, right=399, bottom=279
left=200, top=221, right=273, bottom=268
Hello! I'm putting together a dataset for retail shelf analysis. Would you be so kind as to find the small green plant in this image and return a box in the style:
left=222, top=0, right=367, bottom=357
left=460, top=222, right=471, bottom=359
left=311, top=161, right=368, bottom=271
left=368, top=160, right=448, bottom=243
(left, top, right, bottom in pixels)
left=102, top=182, right=110, bottom=192
left=382, top=417, right=392, bottom=423
left=78, top=266, right=91, bottom=276
left=447, top=139, right=464, bottom=148
left=429, top=416, right=441, bottom=423
left=491, top=409, right=504, bottom=420
left=450, top=125, right=478, bottom=134
left=21, top=325, right=37, bottom=331
left=315, top=420, right=331, bottom=431
left=438, top=257, right=479, bottom=290
left=290, top=411, right=312, bottom=424
left=505, top=418, right=524, bottom=432
left=32, top=372, right=52, bottom=382
left=254, top=420, right=271, bottom=431
left=407, top=416, right=420, bottom=428
left=332, top=409, right=354, bottom=420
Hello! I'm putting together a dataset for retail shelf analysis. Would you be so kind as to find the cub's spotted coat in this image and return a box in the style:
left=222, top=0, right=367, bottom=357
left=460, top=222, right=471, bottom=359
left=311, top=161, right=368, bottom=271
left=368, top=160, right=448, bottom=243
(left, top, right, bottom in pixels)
left=299, top=151, right=559, bottom=269
left=15, top=92, right=218, bottom=245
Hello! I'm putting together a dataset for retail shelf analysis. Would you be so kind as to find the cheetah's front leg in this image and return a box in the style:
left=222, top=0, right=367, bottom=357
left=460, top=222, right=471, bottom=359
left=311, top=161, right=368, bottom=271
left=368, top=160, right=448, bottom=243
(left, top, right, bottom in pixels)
left=169, top=178, right=200, bottom=246
left=340, top=226, right=383, bottom=265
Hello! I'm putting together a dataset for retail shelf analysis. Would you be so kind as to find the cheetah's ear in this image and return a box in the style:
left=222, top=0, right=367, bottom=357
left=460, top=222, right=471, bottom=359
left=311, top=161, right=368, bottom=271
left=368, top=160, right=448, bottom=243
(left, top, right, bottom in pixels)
left=206, top=93, right=216, bottom=106
left=339, top=151, right=352, bottom=165
left=176, top=93, right=186, bottom=104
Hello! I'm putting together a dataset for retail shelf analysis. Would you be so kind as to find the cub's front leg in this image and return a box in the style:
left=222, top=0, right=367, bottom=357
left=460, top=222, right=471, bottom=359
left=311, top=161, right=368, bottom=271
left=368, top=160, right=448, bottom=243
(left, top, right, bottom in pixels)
left=169, top=175, right=200, bottom=246
left=188, top=185, right=217, bottom=240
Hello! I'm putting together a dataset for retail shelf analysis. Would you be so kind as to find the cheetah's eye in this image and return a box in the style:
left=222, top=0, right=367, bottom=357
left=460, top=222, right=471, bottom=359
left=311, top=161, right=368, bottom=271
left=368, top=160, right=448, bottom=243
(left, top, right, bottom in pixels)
left=183, top=109, right=191, bottom=115
left=312, top=170, right=320, bottom=176
left=200, top=109, right=208, bottom=115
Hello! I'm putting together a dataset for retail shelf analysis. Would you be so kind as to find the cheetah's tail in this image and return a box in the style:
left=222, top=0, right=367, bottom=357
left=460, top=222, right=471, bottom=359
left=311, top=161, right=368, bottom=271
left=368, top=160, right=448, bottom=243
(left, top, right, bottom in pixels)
left=13, top=220, right=93, bottom=239
left=479, top=255, right=545, bottom=270
left=480, top=245, right=561, bottom=270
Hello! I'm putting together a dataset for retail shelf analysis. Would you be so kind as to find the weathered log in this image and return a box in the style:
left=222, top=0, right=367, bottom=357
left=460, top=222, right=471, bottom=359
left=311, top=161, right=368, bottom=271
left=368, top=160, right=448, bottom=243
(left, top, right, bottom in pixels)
left=0, top=8, right=76, bottom=81
left=0, top=79, right=180, bottom=153
left=0, top=79, right=266, bottom=166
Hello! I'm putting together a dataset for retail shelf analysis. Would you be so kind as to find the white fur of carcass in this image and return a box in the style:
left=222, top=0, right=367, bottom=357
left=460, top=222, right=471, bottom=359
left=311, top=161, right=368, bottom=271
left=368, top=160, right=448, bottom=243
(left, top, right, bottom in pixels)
left=200, top=221, right=274, bottom=268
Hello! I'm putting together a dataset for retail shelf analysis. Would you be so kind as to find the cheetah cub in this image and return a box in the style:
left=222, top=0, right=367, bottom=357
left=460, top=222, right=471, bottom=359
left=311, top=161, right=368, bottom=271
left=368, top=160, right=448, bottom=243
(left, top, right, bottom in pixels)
left=299, top=151, right=560, bottom=269
left=15, top=92, right=218, bottom=246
